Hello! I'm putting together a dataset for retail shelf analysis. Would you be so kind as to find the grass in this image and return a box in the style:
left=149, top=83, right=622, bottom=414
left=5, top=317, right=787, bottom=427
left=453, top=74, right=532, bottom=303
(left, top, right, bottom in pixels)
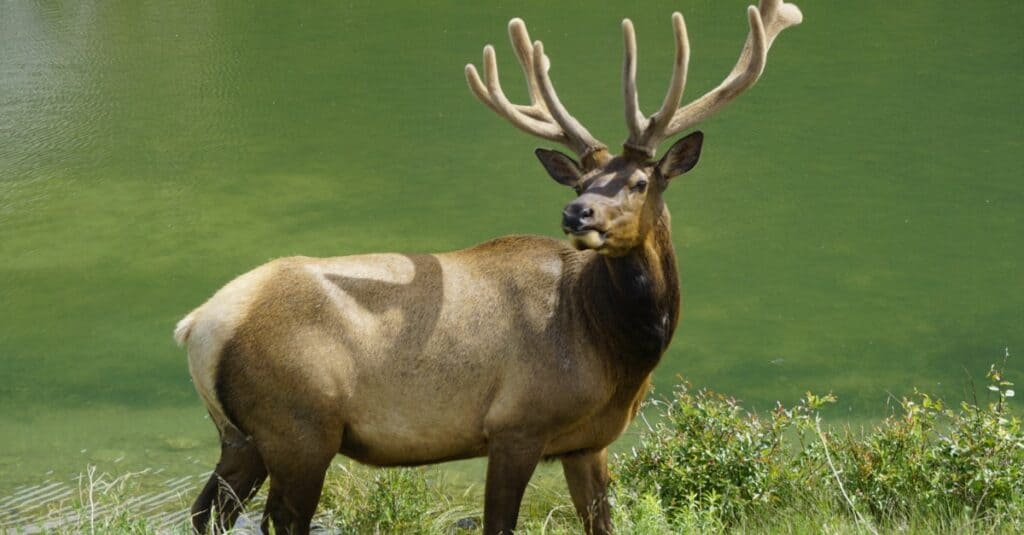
left=9, top=356, right=1023, bottom=534
left=2, top=467, right=189, bottom=534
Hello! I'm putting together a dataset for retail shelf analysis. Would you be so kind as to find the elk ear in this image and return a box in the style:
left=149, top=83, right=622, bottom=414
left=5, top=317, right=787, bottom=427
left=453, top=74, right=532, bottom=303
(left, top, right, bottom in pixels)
left=655, top=131, right=703, bottom=181
left=535, top=148, right=583, bottom=188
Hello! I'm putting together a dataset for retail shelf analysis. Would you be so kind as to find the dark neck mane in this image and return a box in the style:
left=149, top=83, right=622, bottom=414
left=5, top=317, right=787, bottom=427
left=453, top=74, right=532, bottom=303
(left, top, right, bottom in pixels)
left=574, top=208, right=680, bottom=375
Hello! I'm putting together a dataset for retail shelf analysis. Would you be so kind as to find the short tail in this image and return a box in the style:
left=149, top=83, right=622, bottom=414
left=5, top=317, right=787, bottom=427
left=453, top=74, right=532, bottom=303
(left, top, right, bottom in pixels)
left=174, top=313, right=195, bottom=347
left=176, top=309, right=247, bottom=440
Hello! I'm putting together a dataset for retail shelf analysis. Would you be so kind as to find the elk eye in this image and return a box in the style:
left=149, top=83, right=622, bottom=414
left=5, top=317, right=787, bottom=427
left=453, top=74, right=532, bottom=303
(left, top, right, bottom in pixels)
left=631, top=179, right=648, bottom=193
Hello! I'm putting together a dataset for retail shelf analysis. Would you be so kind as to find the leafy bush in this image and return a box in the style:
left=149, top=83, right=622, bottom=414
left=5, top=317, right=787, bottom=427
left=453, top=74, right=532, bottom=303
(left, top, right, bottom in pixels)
left=613, top=382, right=832, bottom=525
left=615, top=356, right=1024, bottom=531
left=827, top=359, right=1024, bottom=525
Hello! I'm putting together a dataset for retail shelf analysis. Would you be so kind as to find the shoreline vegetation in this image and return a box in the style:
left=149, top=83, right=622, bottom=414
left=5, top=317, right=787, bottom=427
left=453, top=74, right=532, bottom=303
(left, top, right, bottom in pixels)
left=4, top=357, right=1021, bottom=534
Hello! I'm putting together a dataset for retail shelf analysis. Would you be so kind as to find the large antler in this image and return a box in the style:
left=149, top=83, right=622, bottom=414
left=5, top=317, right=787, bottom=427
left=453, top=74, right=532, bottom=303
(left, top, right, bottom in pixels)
left=623, top=0, right=803, bottom=158
left=466, top=19, right=609, bottom=168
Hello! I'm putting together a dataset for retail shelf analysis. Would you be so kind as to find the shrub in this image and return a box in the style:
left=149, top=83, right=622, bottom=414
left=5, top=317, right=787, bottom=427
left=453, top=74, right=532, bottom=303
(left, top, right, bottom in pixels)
left=613, top=382, right=834, bottom=525
left=615, top=356, right=1024, bottom=531
left=828, top=358, right=1024, bottom=526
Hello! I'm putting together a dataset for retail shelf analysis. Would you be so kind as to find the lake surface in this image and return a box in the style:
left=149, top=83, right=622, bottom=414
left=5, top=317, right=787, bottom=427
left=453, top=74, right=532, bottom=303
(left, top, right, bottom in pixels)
left=1, top=0, right=1021, bottom=495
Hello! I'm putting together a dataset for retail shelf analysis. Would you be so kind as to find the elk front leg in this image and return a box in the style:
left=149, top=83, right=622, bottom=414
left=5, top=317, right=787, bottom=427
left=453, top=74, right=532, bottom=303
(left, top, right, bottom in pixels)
left=561, top=448, right=611, bottom=535
left=483, top=437, right=544, bottom=534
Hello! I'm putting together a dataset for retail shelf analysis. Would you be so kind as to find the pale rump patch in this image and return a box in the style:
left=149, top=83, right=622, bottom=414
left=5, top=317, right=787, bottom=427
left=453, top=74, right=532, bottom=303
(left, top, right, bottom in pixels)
left=179, top=262, right=279, bottom=432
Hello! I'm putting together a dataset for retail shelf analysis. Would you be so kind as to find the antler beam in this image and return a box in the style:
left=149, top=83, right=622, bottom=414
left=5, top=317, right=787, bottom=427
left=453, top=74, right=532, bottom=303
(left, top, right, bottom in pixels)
left=466, top=19, right=609, bottom=167
left=623, top=0, right=803, bottom=158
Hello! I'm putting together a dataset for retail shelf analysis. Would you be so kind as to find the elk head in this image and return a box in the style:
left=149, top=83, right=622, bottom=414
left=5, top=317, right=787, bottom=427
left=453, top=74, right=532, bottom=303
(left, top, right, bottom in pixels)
left=466, top=0, right=803, bottom=256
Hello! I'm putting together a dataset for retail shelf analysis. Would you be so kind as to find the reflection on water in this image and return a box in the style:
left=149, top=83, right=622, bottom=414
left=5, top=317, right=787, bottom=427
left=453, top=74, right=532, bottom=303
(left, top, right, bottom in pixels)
left=1, top=0, right=1021, bottom=496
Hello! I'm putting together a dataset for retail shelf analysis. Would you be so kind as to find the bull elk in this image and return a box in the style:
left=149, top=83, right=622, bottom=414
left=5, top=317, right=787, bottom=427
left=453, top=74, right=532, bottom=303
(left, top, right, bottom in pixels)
left=176, top=1, right=803, bottom=533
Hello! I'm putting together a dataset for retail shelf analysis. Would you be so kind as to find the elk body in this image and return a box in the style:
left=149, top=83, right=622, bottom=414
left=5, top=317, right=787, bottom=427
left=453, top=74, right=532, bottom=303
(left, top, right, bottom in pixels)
left=176, top=2, right=802, bottom=533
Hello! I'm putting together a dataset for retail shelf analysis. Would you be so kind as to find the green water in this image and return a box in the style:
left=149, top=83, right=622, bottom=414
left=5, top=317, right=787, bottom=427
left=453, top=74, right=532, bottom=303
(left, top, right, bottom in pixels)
left=1, top=1, right=1021, bottom=493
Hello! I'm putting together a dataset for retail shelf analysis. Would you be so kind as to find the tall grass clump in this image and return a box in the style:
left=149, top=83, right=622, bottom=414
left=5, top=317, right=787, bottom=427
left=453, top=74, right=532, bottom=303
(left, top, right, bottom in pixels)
left=317, top=465, right=583, bottom=534
left=28, top=467, right=168, bottom=534
left=317, top=463, right=455, bottom=534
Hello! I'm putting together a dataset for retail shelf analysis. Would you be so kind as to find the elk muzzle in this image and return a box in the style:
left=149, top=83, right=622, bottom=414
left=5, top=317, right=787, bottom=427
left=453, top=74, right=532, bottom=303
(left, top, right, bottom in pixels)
left=562, top=200, right=606, bottom=250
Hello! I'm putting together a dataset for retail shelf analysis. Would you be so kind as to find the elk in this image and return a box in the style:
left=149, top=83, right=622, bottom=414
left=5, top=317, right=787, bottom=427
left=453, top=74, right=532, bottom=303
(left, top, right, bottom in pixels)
left=176, top=1, right=802, bottom=533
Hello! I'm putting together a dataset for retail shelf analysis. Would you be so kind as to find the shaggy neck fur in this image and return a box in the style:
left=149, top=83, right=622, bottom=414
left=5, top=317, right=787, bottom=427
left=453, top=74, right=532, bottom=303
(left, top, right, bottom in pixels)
left=574, top=205, right=680, bottom=378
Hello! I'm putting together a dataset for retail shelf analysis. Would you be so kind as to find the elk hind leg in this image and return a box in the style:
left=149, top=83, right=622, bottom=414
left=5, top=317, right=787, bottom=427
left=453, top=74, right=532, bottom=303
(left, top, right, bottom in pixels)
left=260, top=457, right=334, bottom=535
left=190, top=433, right=268, bottom=534
left=258, top=428, right=339, bottom=535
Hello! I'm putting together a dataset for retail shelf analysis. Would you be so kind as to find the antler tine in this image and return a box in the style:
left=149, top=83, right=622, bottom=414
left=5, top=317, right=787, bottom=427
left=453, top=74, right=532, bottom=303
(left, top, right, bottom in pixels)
left=531, top=41, right=607, bottom=160
left=465, top=45, right=563, bottom=142
left=650, top=13, right=690, bottom=140
left=663, top=0, right=803, bottom=139
left=465, top=19, right=608, bottom=166
left=622, top=13, right=691, bottom=158
left=622, top=19, right=646, bottom=141
left=507, top=19, right=546, bottom=118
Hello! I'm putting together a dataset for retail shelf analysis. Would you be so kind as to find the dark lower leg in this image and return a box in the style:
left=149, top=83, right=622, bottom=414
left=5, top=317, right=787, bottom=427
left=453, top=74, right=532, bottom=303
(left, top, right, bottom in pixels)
left=483, top=439, right=544, bottom=535
left=211, top=440, right=267, bottom=533
left=562, top=448, right=611, bottom=535
left=259, top=429, right=336, bottom=535
left=262, top=463, right=330, bottom=535
left=191, top=439, right=267, bottom=534
left=260, top=485, right=279, bottom=534
left=190, top=473, right=219, bottom=534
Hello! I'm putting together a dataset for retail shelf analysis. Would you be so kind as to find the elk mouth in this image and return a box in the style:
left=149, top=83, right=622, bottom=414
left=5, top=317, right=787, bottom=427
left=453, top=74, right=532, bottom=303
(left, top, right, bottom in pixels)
left=565, top=228, right=607, bottom=250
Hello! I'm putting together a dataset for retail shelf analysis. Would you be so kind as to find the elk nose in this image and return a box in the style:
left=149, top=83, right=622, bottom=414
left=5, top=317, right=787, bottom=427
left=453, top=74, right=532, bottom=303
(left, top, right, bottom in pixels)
left=562, top=204, right=594, bottom=232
